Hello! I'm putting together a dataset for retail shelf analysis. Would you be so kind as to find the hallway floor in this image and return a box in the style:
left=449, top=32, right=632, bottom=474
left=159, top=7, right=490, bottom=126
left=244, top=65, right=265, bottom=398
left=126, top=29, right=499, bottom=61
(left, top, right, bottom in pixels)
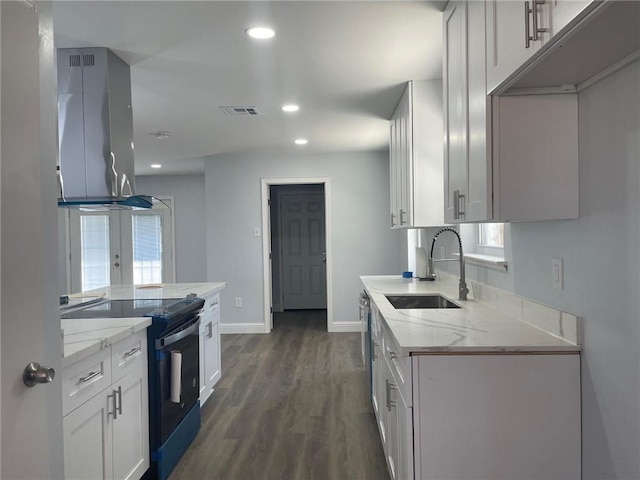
left=169, top=310, right=389, bottom=480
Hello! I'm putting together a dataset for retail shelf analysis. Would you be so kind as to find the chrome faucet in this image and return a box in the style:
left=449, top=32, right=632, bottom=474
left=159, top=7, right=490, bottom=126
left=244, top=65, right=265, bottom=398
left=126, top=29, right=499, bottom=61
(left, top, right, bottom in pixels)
left=427, top=228, right=469, bottom=301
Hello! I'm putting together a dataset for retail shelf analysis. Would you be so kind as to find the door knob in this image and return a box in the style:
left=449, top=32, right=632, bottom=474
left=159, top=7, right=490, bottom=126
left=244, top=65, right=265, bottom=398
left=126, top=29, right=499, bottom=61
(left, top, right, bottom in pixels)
left=23, top=362, right=55, bottom=387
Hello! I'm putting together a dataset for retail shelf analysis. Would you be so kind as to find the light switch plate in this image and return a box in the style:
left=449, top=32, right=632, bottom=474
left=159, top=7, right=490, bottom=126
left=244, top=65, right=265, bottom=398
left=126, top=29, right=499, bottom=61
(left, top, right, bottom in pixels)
left=552, top=258, right=563, bottom=290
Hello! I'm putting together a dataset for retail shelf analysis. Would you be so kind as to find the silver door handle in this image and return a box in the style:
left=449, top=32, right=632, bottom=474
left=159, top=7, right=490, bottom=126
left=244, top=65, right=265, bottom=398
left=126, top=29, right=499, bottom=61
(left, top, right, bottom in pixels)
left=532, top=0, right=547, bottom=41
left=23, top=362, right=55, bottom=387
left=524, top=1, right=531, bottom=48
left=399, top=209, right=406, bottom=225
left=208, top=321, right=213, bottom=339
left=108, top=391, right=117, bottom=419
left=391, top=212, right=396, bottom=227
left=116, top=386, right=123, bottom=416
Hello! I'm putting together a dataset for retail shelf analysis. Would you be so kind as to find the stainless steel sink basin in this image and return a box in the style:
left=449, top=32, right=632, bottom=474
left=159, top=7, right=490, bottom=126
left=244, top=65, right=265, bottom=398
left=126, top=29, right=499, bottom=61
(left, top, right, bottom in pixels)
left=385, top=294, right=461, bottom=309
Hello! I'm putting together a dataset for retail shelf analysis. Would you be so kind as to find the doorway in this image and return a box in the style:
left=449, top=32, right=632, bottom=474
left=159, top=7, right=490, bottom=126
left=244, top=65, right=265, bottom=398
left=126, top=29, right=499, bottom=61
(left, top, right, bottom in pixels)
left=261, top=178, right=333, bottom=332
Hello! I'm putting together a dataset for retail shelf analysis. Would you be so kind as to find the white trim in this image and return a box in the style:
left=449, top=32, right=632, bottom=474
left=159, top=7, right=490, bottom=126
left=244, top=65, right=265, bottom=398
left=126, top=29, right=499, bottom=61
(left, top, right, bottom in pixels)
left=454, top=252, right=508, bottom=272
left=330, top=322, right=363, bottom=333
left=261, top=177, right=333, bottom=333
left=577, top=49, right=640, bottom=92
left=220, top=323, right=267, bottom=335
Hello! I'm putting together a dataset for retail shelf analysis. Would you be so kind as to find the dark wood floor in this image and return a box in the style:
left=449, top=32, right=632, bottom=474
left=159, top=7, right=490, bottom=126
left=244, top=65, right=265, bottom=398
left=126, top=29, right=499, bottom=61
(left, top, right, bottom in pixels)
left=169, top=310, right=390, bottom=480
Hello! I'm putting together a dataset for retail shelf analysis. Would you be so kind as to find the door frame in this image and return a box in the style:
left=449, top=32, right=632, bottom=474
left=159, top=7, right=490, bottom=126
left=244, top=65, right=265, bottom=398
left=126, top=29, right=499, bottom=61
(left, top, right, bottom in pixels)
left=260, top=178, right=333, bottom=333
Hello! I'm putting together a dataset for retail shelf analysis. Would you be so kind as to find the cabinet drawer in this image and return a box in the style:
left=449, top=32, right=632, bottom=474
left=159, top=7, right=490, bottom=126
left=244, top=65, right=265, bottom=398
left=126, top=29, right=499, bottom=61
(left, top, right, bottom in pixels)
left=111, top=330, right=148, bottom=382
left=63, top=347, right=112, bottom=417
left=382, top=325, right=412, bottom=407
left=200, top=292, right=220, bottom=323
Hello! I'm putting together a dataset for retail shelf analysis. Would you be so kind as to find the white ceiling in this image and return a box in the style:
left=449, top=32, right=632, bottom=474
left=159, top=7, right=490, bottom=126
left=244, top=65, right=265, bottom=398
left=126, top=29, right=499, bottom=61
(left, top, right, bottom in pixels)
left=53, top=1, right=444, bottom=175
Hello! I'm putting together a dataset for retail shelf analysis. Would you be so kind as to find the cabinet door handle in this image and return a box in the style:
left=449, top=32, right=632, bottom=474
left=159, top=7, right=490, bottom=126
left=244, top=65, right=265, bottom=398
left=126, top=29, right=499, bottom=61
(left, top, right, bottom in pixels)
left=524, top=1, right=531, bottom=48
left=390, top=212, right=396, bottom=227
left=208, top=321, right=213, bottom=339
left=386, top=379, right=397, bottom=412
left=108, top=391, right=117, bottom=419
left=532, top=0, right=548, bottom=41
left=453, top=190, right=465, bottom=220
left=78, top=370, right=101, bottom=384
left=116, top=386, right=123, bottom=416
left=399, top=209, right=406, bottom=226
left=385, top=379, right=390, bottom=411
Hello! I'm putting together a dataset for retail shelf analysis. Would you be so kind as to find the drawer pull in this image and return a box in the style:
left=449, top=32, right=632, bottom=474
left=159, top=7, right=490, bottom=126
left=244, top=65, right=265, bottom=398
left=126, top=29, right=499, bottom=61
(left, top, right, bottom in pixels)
left=78, top=370, right=101, bottom=384
left=124, top=346, right=142, bottom=358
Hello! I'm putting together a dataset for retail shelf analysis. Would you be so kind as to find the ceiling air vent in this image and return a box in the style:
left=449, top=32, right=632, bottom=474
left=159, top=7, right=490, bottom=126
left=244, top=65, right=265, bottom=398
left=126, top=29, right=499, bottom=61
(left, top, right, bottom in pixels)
left=219, top=106, right=261, bottom=116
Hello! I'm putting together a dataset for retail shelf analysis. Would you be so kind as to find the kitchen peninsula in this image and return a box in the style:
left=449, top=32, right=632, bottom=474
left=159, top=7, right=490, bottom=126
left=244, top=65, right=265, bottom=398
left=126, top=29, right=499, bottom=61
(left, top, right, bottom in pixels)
left=362, top=275, right=581, bottom=480
left=60, top=282, right=226, bottom=480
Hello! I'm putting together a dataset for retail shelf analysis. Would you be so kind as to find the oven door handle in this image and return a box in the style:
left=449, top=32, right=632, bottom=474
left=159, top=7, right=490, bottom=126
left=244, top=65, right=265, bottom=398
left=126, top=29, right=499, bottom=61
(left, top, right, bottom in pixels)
left=156, top=318, right=201, bottom=350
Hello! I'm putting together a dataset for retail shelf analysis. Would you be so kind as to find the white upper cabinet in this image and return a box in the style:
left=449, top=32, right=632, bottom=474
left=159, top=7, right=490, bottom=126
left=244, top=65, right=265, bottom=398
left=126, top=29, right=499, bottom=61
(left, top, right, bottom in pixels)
left=389, top=80, right=446, bottom=229
left=486, top=1, right=637, bottom=93
left=486, top=0, right=552, bottom=94
left=550, top=0, right=596, bottom=35
left=444, top=1, right=492, bottom=223
left=444, top=0, right=579, bottom=224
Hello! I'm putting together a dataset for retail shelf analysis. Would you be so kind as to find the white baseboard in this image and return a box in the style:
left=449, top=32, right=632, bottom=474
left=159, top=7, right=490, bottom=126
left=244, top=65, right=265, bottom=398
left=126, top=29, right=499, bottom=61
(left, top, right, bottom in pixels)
left=329, top=322, right=363, bottom=333
left=220, top=323, right=266, bottom=334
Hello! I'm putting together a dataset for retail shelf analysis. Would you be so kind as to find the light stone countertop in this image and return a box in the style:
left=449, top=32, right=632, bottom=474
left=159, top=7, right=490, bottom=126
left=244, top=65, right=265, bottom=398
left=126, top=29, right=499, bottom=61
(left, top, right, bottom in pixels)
left=61, top=283, right=226, bottom=368
left=61, top=317, right=152, bottom=368
left=83, top=282, right=227, bottom=300
left=361, top=275, right=581, bottom=356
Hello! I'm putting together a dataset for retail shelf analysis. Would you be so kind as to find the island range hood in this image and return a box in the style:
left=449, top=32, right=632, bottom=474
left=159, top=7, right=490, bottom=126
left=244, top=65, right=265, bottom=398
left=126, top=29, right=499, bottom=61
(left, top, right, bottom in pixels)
left=57, top=47, right=152, bottom=209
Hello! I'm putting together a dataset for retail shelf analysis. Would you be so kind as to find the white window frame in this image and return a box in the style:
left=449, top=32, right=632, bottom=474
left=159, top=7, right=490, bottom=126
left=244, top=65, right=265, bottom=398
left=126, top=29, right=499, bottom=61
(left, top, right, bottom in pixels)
left=65, top=197, right=175, bottom=293
left=457, top=223, right=508, bottom=272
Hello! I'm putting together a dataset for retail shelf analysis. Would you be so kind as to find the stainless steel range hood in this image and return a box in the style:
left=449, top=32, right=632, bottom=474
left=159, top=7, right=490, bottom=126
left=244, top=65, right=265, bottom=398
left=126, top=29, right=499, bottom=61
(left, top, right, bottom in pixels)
left=57, top=47, right=151, bottom=209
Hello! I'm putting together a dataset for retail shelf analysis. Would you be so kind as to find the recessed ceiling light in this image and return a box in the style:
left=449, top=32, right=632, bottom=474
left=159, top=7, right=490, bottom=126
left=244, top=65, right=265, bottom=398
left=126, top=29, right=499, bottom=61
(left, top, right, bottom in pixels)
left=245, top=26, right=275, bottom=40
left=282, top=104, right=299, bottom=113
left=150, top=164, right=162, bottom=169
left=294, top=138, right=308, bottom=145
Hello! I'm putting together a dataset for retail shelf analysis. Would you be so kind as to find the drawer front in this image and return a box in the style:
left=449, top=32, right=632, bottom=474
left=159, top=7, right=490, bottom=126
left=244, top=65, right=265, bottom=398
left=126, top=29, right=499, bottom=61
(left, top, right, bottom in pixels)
left=382, top=325, right=412, bottom=407
left=111, top=329, right=148, bottom=382
left=201, top=292, right=220, bottom=323
left=63, top=347, right=112, bottom=417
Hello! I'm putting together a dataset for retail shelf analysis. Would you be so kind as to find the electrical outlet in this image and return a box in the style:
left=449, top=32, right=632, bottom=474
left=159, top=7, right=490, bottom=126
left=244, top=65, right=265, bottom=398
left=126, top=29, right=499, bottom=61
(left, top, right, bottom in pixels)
left=235, top=297, right=242, bottom=308
left=552, top=258, right=563, bottom=290
left=253, top=227, right=261, bottom=237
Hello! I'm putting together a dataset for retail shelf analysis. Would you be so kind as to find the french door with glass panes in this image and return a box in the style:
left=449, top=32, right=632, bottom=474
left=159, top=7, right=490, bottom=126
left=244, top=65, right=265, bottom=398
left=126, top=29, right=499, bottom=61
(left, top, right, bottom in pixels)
left=66, top=201, right=174, bottom=292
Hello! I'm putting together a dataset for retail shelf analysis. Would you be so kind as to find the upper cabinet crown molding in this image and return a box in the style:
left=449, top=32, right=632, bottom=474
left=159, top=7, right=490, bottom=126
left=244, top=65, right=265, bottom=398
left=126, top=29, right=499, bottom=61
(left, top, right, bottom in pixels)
left=389, top=80, right=446, bottom=229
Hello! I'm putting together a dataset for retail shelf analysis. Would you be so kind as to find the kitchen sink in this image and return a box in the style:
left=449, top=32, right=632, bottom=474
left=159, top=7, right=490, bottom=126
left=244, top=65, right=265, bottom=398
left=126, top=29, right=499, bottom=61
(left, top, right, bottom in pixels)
left=385, top=294, right=461, bottom=309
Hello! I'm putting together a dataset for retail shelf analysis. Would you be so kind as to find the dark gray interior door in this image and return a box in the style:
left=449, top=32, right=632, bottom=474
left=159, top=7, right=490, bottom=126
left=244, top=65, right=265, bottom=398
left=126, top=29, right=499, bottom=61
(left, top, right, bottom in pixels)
left=281, top=193, right=327, bottom=309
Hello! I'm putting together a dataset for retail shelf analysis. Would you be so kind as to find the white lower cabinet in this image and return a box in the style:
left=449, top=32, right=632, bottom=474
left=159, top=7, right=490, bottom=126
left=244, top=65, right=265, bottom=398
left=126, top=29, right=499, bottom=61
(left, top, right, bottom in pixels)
left=373, top=319, right=414, bottom=480
left=412, top=354, right=581, bottom=479
left=199, top=291, right=221, bottom=405
left=63, top=330, right=149, bottom=480
left=371, top=319, right=581, bottom=480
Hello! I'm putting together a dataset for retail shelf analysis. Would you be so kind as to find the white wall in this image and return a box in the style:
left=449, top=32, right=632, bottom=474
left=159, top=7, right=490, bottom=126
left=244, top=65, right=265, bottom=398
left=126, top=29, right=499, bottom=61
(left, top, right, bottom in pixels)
left=205, top=151, right=404, bottom=330
left=136, top=175, right=207, bottom=282
left=443, top=62, right=639, bottom=479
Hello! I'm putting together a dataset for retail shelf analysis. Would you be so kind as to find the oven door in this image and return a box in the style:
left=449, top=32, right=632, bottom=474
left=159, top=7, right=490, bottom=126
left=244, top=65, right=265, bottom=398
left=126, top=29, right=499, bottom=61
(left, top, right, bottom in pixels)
left=156, top=317, right=201, bottom=444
